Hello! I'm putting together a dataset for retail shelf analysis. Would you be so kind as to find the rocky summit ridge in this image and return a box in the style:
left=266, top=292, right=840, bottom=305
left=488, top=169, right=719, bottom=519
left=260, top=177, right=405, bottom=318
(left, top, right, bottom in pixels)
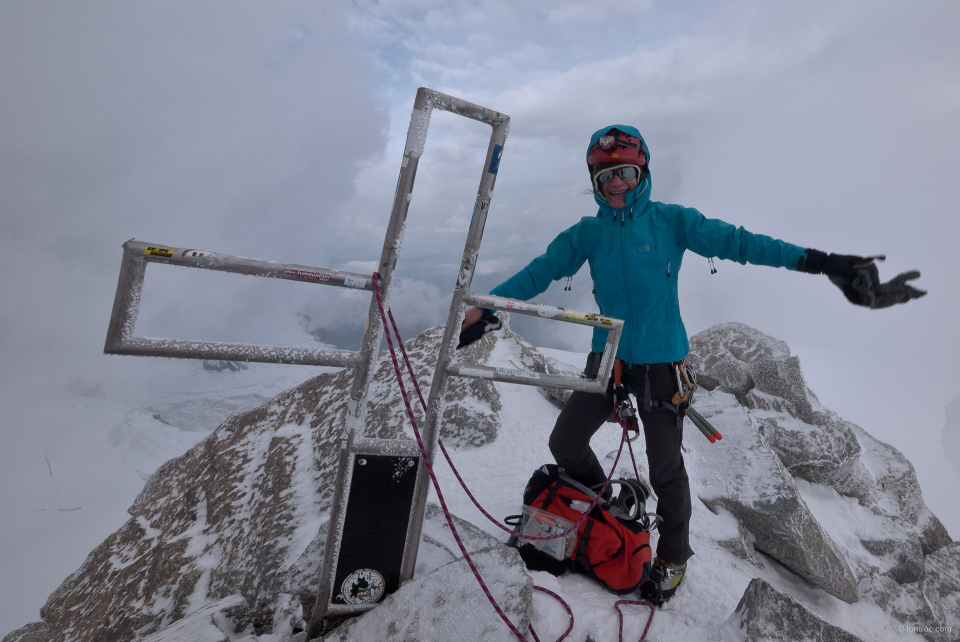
left=5, top=320, right=958, bottom=642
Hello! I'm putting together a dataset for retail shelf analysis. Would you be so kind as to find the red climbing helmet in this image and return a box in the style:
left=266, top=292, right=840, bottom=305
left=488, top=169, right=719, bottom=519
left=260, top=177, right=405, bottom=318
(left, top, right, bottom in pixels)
left=588, top=129, right=647, bottom=168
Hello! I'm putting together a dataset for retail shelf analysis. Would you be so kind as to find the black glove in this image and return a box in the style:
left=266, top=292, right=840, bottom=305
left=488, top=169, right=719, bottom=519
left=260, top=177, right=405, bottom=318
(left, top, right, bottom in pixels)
left=457, top=308, right=502, bottom=349
left=799, top=249, right=927, bottom=309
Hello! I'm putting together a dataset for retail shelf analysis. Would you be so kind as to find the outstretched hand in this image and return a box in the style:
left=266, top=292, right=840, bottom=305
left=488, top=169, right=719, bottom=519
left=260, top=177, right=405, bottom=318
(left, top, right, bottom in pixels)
left=801, top=250, right=927, bottom=309
left=831, top=262, right=926, bottom=309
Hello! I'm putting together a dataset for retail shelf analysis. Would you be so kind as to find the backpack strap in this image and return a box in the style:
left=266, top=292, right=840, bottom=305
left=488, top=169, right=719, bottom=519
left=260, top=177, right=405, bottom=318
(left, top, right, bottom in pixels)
left=558, top=472, right=642, bottom=522
left=576, top=520, right=595, bottom=572
left=557, top=472, right=607, bottom=507
left=539, top=481, right=563, bottom=511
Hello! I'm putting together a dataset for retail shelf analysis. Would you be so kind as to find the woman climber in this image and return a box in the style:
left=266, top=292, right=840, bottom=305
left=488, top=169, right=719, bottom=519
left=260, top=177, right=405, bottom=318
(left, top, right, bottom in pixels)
left=458, top=124, right=925, bottom=603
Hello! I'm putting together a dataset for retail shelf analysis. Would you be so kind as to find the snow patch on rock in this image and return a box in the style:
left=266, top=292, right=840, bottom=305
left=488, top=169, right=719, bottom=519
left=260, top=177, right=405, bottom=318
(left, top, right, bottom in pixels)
left=321, top=546, right=532, bottom=642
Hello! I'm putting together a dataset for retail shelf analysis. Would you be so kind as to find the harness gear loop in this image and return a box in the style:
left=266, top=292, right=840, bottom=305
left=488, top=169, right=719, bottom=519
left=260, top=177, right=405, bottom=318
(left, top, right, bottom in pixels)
left=670, top=359, right=695, bottom=408
left=613, top=359, right=641, bottom=441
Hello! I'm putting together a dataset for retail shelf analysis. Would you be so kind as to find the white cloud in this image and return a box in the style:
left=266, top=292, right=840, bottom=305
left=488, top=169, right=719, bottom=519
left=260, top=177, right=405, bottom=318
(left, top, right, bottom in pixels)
left=338, top=261, right=380, bottom=273
left=3, top=0, right=959, bottom=532
left=0, top=0, right=387, bottom=379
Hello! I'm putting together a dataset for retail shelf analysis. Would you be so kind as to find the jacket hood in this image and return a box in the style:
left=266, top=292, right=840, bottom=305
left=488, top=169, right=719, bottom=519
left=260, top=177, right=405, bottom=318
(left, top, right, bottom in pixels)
left=587, top=124, right=652, bottom=219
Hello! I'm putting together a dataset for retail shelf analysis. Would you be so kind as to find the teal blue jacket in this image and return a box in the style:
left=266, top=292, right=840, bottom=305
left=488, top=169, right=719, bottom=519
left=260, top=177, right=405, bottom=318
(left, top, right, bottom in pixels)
left=490, top=125, right=808, bottom=364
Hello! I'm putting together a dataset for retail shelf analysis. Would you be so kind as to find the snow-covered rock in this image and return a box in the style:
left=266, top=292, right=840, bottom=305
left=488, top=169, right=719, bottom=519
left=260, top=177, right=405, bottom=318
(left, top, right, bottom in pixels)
left=859, top=542, right=960, bottom=642
left=925, top=543, right=960, bottom=639
left=719, top=578, right=864, bottom=642
left=688, top=388, right=861, bottom=604
left=139, top=595, right=252, bottom=642
left=687, top=321, right=791, bottom=402
left=1, top=622, right=52, bottom=642
left=689, top=323, right=950, bottom=590
left=6, top=321, right=956, bottom=642
left=378, top=324, right=502, bottom=448
left=320, top=546, right=532, bottom=642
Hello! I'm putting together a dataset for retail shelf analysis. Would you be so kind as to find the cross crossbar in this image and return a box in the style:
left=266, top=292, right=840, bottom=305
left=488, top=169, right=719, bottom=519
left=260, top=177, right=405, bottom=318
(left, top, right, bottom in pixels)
left=104, top=239, right=371, bottom=367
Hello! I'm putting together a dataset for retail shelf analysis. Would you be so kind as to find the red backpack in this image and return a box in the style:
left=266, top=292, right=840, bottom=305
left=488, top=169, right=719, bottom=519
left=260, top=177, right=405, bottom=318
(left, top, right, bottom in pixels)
left=508, top=464, right=657, bottom=594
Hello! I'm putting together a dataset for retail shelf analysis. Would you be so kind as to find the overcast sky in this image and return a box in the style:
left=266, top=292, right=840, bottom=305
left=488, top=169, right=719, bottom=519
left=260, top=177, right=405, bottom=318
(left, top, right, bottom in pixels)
left=2, top=1, right=959, bottom=522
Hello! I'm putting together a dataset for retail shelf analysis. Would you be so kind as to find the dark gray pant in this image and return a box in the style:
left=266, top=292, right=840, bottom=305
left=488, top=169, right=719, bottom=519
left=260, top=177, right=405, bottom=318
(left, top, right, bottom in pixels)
left=548, top=358, right=694, bottom=565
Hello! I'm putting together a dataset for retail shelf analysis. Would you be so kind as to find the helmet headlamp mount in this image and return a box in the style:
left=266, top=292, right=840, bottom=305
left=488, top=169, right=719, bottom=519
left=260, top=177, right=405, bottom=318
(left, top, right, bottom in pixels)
left=588, top=128, right=647, bottom=169
left=596, top=134, right=643, bottom=153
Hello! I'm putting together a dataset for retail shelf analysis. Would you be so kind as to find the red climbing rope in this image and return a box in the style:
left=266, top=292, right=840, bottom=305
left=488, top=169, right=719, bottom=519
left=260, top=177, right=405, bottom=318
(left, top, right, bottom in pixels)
left=373, top=273, right=534, bottom=641
left=615, top=600, right=657, bottom=642
left=372, top=273, right=654, bottom=642
left=533, top=586, right=574, bottom=642
left=385, top=305, right=625, bottom=543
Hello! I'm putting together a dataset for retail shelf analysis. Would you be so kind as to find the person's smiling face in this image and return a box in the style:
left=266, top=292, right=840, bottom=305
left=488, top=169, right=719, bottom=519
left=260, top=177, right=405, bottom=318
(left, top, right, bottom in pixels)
left=601, top=171, right=640, bottom=209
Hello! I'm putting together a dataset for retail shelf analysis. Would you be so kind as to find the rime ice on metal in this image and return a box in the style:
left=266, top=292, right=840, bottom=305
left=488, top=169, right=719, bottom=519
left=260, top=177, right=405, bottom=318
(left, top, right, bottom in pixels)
left=101, top=88, right=625, bottom=641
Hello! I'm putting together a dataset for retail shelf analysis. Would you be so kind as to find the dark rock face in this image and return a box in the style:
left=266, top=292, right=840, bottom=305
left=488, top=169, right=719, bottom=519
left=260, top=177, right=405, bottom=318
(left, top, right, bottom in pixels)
left=750, top=355, right=817, bottom=423
left=537, top=354, right=582, bottom=409
left=1, top=622, right=53, bottom=642
left=721, top=578, right=864, bottom=642
left=751, top=408, right=862, bottom=484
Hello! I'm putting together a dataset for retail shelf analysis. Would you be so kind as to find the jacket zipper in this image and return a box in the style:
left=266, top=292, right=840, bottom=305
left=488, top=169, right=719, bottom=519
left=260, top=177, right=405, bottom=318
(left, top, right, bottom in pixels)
left=619, top=212, right=636, bottom=364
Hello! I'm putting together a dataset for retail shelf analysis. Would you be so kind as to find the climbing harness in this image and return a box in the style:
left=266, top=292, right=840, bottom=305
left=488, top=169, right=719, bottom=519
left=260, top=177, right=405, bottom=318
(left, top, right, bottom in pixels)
left=373, top=273, right=657, bottom=642
left=613, top=358, right=723, bottom=444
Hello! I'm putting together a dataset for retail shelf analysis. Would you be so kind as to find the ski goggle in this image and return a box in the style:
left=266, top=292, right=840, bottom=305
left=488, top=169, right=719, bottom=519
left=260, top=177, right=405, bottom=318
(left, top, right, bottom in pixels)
left=595, top=166, right=641, bottom=184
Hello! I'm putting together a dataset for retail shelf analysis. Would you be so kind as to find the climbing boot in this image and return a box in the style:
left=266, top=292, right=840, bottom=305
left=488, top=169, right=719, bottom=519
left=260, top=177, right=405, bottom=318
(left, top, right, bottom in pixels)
left=640, top=557, right=686, bottom=605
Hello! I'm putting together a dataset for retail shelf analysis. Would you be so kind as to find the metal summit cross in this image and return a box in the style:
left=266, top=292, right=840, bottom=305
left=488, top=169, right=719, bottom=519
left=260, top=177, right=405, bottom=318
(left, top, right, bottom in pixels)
left=104, top=88, right=624, bottom=637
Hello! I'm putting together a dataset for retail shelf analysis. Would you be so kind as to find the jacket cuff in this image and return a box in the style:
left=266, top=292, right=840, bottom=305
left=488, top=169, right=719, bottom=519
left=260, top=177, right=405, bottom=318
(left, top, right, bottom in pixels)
left=797, top=248, right=827, bottom=274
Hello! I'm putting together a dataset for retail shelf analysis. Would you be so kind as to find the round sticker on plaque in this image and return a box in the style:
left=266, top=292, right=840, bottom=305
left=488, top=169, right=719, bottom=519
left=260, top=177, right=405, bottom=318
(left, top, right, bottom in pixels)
left=341, top=569, right=385, bottom=605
